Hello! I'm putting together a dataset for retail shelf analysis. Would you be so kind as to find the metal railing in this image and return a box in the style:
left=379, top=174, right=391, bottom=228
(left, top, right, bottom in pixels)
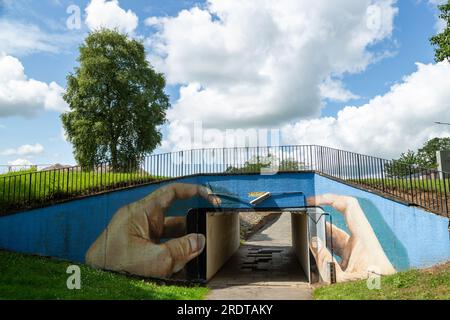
left=0, top=164, right=52, bottom=175
left=0, top=145, right=448, bottom=217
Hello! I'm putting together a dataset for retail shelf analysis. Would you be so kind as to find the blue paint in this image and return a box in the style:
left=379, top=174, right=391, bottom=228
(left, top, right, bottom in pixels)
left=314, top=174, right=450, bottom=270
left=0, top=172, right=448, bottom=272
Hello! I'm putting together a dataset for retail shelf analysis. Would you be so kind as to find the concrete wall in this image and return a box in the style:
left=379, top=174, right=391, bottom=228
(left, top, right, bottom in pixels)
left=0, top=172, right=314, bottom=263
left=206, top=212, right=240, bottom=281
left=0, top=171, right=448, bottom=282
left=291, top=212, right=310, bottom=281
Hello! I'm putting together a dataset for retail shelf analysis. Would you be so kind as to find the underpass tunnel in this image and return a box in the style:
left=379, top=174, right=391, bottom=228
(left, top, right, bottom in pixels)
left=186, top=206, right=331, bottom=286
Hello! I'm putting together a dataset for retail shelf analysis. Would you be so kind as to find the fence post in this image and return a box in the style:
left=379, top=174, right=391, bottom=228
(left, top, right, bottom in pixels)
left=337, top=150, right=342, bottom=179
left=443, top=172, right=449, bottom=219
left=202, top=149, right=205, bottom=173
left=66, top=168, right=70, bottom=194
left=181, top=151, right=184, bottom=177
left=357, top=154, right=361, bottom=183
left=380, top=158, right=385, bottom=193
left=320, top=147, right=324, bottom=173
left=409, top=165, right=414, bottom=203
left=28, top=172, right=32, bottom=203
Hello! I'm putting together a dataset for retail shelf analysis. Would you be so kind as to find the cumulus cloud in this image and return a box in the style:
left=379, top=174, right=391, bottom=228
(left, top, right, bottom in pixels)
left=0, top=20, right=59, bottom=55
left=146, top=0, right=398, bottom=150
left=1, top=143, right=44, bottom=156
left=320, top=78, right=360, bottom=102
left=282, top=62, right=450, bottom=159
left=0, top=54, right=67, bottom=117
left=85, top=0, right=139, bottom=34
left=7, top=158, right=34, bottom=166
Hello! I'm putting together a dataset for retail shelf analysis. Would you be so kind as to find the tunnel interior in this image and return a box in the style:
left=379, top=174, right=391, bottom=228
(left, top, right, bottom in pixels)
left=186, top=208, right=329, bottom=285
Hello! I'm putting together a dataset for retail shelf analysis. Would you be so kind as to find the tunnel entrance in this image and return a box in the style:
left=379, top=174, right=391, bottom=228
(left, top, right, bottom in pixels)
left=186, top=208, right=329, bottom=287
left=208, top=212, right=308, bottom=288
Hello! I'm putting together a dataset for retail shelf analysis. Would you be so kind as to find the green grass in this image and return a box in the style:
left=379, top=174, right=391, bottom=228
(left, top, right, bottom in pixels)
left=313, top=263, right=450, bottom=300
left=0, top=250, right=208, bottom=300
left=0, top=169, right=161, bottom=212
left=349, top=178, right=450, bottom=193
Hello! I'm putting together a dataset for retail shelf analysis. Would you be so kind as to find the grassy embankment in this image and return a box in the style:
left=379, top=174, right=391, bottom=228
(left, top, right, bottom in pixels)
left=314, top=262, right=450, bottom=300
left=0, top=250, right=208, bottom=300
left=348, top=178, right=450, bottom=193
left=0, top=169, right=162, bottom=211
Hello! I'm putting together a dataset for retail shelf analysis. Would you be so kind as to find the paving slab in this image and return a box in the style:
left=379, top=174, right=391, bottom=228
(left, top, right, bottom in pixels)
left=207, top=214, right=312, bottom=300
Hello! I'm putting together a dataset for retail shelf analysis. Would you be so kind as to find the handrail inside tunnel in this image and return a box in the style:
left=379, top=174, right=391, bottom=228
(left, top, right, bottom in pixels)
left=186, top=202, right=337, bottom=284
left=0, top=145, right=449, bottom=218
left=188, top=183, right=337, bottom=283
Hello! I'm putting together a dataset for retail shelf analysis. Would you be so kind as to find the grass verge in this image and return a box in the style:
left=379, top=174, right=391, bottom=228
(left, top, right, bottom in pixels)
left=0, top=250, right=208, bottom=300
left=0, top=169, right=162, bottom=214
left=313, top=262, right=450, bottom=300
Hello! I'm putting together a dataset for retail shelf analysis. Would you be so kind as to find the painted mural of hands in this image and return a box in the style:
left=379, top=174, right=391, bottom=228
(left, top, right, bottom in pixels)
left=307, top=194, right=396, bottom=282
left=86, top=183, right=221, bottom=278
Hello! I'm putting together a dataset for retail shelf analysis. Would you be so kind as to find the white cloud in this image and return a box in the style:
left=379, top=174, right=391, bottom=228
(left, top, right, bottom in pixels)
left=282, top=61, right=450, bottom=159
left=146, top=0, right=398, bottom=150
left=320, top=78, right=360, bottom=102
left=85, top=0, right=139, bottom=34
left=0, top=54, right=67, bottom=117
left=428, top=0, right=446, bottom=5
left=0, top=20, right=81, bottom=56
left=435, top=17, right=447, bottom=33
left=427, top=0, right=448, bottom=32
left=0, top=20, right=59, bottom=55
left=60, top=127, right=68, bottom=142
left=7, top=158, right=34, bottom=166
left=2, top=143, right=44, bottom=156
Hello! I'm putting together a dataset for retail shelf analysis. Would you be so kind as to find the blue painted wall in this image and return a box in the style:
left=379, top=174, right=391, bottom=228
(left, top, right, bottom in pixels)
left=314, top=174, right=450, bottom=270
left=0, top=172, right=448, bottom=272
left=0, top=173, right=314, bottom=263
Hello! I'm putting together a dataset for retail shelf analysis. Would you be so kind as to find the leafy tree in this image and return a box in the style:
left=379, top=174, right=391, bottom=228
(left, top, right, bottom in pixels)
left=430, top=1, right=450, bottom=62
left=385, top=138, right=450, bottom=177
left=225, top=155, right=271, bottom=174
left=61, top=29, right=169, bottom=170
left=225, top=155, right=305, bottom=173
left=385, top=150, right=419, bottom=177
left=416, top=137, right=450, bottom=168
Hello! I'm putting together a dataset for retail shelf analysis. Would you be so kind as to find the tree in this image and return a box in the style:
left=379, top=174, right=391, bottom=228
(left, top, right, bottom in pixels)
left=384, top=138, right=450, bottom=177
left=385, top=150, right=419, bottom=177
left=416, top=137, right=450, bottom=168
left=430, top=1, right=450, bottom=62
left=225, top=154, right=305, bottom=173
left=61, top=29, right=169, bottom=170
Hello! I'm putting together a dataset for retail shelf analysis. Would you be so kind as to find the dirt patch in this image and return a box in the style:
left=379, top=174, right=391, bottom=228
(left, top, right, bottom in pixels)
left=239, top=212, right=281, bottom=240
left=421, top=261, right=450, bottom=275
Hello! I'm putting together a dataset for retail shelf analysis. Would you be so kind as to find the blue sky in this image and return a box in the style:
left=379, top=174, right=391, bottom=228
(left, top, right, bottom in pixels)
left=0, top=0, right=449, bottom=166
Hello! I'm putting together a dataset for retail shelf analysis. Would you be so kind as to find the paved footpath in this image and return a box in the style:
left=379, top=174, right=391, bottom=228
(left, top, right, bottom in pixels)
left=207, top=214, right=312, bottom=300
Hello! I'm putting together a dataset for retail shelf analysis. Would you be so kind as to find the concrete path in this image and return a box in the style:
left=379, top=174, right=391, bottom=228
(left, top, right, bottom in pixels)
left=207, top=214, right=312, bottom=300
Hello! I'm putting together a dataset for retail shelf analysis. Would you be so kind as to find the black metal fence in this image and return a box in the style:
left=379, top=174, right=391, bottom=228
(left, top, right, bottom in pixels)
left=0, top=145, right=448, bottom=217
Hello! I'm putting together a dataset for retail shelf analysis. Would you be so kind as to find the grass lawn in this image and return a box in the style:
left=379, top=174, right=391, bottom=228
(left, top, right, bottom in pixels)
left=313, top=262, right=450, bottom=300
left=0, top=250, right=208, bottom=300
left=349, top=178, right=450, bottom=193
left=0, top=169, right=161, bottom=213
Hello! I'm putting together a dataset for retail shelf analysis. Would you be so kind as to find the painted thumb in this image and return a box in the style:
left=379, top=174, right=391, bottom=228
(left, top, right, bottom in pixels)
left=164, top=233, right=206, bottom=274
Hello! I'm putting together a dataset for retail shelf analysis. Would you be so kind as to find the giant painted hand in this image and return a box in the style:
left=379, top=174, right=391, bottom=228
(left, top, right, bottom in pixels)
left=86, top=183, right=221, bottom=278
left=307, top=194, right=396, bottom=282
